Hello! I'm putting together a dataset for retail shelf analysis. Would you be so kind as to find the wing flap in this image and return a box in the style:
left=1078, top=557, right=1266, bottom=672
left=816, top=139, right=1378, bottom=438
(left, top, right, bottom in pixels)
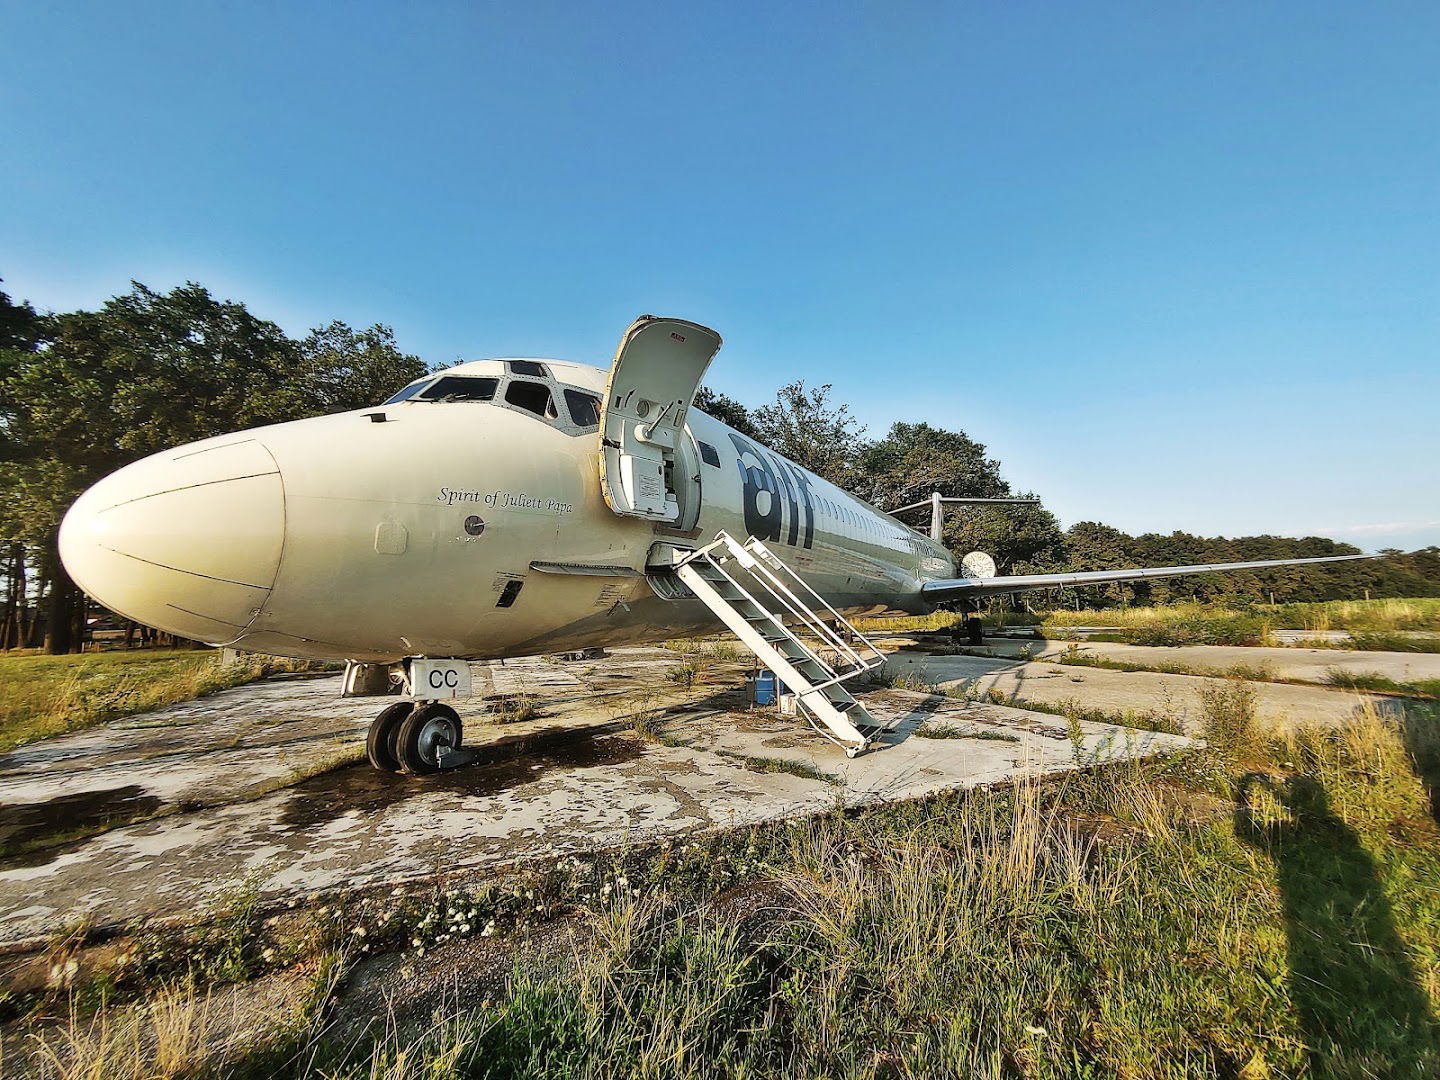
left=920, top=553, right=1376, bottom=601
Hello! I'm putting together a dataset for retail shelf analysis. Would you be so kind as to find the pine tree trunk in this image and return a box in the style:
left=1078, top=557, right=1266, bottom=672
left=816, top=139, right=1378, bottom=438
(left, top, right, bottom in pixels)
left=42, top=529, right=77, bottom=655
left=23, top=574, right=43, bottom=648
left=0, top=543, right=17, bottom=650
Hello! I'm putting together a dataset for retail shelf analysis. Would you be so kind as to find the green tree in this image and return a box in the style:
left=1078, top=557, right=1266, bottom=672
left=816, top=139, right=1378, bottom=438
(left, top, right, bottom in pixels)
left=296, top=321, right=427, bottom=413
left=856, top=421, right=1065, bottom=572
left=0, top=281, right=427, bottom=652
left=693, top=385, right=759, bottom=440
left=856, top=422, right=1010, bottom=507
left=0, top=281, right=50, bottom=648
left=1061, top=521, right=1139, bottom=606
left=751, top=380, right=866, bottom=485
left=0, top=281, right=47, bottom=351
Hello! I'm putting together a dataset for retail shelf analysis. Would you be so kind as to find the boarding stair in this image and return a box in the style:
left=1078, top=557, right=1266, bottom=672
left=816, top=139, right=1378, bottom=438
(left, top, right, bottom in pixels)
left=671, top=532, right=890, bottom=757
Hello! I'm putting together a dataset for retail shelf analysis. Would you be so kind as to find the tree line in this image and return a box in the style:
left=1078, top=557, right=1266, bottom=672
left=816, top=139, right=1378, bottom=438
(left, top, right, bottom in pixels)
left=694, top=384, right=1440, bottom=609
left=2, top=277, right=1434, bottom=655
left=0, top=279, right=428, bottom=653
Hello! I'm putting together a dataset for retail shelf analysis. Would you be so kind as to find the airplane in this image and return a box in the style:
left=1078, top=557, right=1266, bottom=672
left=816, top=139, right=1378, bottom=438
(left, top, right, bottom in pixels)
left=59, top=315, right=1377, bottom=774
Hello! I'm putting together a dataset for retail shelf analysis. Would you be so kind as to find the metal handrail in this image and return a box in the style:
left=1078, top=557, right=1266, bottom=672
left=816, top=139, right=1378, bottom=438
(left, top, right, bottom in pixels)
left=711, top=538, right=858, bottom=673
left=741, top=537, right=887, bottom=671
left=697, top=532, right=884, bottom=694
left=683, top=555, right=858, bottom=696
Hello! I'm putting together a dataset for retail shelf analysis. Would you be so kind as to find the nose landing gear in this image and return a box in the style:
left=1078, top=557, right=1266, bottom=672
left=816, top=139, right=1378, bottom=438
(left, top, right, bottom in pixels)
left=366, top=701, right=469, bottom=775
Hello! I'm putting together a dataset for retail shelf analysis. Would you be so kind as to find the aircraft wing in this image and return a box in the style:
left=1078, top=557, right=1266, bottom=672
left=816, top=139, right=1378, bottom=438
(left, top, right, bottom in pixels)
left=919, top=553, right=1377, bottom=602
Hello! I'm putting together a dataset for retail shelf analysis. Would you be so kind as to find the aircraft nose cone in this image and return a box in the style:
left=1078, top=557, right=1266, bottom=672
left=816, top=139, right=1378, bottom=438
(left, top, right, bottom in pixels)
left=59, top=439, right=285, bottom=644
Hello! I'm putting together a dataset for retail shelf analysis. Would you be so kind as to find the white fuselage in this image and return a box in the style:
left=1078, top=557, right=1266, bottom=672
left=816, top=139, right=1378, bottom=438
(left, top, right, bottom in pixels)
left=60, top=359, right=956, bottom=663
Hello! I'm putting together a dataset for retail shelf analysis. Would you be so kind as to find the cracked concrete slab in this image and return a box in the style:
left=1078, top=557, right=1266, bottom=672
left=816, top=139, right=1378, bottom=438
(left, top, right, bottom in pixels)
left=974, top=638, right=1440, bottom=685
left=0, top=648, right=688, bottom=819
left=877, top=649, right=1401, bottom=728
left=0, top=647, right=1190, bottom=949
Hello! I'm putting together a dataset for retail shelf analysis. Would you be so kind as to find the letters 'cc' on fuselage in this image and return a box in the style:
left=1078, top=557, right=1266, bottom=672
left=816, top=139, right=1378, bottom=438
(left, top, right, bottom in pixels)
left=58, top=357, right=957, bottom=663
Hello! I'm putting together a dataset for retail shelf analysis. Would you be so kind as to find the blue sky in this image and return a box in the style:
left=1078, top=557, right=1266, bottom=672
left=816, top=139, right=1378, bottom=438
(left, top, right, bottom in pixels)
left=3, top=1, right=1436, bottom=550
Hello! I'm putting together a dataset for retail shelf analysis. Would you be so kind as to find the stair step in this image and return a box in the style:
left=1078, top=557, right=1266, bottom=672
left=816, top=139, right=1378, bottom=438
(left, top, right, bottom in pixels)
left=675, top=534, right=886, bottom=756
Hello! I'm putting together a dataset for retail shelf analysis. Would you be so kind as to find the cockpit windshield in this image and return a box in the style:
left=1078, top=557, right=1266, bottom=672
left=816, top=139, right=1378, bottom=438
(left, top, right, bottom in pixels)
left=416, top=376, right=499, bottom=403
left=378, top=368, right=600, bottom=437
left=382, top=378, right=432, bottom=404
left=381, top=375, right=499, bottom=404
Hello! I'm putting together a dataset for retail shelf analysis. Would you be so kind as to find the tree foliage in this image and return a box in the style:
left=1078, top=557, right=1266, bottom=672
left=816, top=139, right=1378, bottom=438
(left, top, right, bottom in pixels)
left=0, top=282, right=46, bottom=352
left=693, top=386, right=758, bottom=440
left=0, top=278, right=428, bottom=651
left=857, top=422, right=1065, bottom=572
left=297, top=321, right=428, bottom=415
left=699, top=384, right=1436, bottom=603
left=750, top=380, right=866, bottom=485
left=857, top=422, right=1009, bottom=506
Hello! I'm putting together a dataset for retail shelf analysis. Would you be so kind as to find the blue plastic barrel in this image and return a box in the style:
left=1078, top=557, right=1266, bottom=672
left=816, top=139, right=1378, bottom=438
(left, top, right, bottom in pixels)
left=754, top=670, right=785, bottom=706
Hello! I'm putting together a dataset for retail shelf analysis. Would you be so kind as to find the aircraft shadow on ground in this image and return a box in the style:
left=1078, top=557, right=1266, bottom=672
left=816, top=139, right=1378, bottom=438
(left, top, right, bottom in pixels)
left=1234, top=773, right=1438, bottom=1073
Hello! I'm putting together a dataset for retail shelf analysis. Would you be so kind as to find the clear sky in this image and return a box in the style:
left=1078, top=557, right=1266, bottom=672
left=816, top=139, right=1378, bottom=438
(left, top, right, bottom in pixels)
left=3, top=1, right=1436, bottom=550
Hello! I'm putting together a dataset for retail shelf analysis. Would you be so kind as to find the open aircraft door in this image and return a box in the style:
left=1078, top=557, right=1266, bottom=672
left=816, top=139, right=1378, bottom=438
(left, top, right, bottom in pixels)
left=598, top=315, right=722, bottom=523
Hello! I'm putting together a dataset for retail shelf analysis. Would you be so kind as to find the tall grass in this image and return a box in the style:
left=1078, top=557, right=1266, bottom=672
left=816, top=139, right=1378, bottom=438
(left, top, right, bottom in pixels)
left=18, top=987, right=217, bottom=1080
left=1283, top=597, right=1440, bottom=633
left=16, top=701, right=1440, bottom=1077
left=209, top=714, right=1439, bottom=1077
left=0, top=650, right=322, bottom=751
left=663, top=637, right=746, bottom=662
left=1043, top=597, right=1440, bottom=646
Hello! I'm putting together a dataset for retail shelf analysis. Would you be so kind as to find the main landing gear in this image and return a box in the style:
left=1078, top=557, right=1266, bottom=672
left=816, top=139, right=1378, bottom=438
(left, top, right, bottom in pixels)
left=366, top=701, right=466, bottom=775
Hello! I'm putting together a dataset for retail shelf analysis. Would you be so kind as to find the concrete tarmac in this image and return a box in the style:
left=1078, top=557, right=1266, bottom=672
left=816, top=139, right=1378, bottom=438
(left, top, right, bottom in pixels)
left=877, top=646, right=1403, bottom=729
left=0, top=648, right=1188, bottom=949
left=960, top=638, right=1440, bottom=685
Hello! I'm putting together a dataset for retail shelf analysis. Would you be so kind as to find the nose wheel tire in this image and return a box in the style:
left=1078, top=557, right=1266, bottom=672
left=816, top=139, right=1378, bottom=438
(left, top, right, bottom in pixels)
left=395, top=703, right=464, bottom=775
left=366, top=702, right=414, bottom=773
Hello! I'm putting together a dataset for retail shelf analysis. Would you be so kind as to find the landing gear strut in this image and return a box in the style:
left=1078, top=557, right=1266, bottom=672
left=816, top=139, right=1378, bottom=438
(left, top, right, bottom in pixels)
left=366, top=701, right=466, bottom=775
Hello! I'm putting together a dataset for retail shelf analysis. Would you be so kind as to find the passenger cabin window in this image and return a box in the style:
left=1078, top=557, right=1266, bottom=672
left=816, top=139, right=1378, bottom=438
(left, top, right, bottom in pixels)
left=415, top=376, right=498, bottom=403
left=505, top=379, right=556, bottom=418
left=507, top=360, right=550, bottom=378
left=564, top=389, right=601, bottom=428
left=697, top=441, right=721, bottom=467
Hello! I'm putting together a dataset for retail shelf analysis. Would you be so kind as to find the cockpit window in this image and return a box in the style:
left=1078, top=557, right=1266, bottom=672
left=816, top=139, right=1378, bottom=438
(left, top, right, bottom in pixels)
left=382, top=377, right=434, bottom=404
left=504, top=379, right=556, bottom=418
left=564, top=389, right=601, bottom=429
left=382, top=367, right=603, bottom=437
left=416, top=376, right=499, bottom=403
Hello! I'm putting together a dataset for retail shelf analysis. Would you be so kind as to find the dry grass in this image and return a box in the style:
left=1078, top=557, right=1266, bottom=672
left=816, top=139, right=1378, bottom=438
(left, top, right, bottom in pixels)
left=663, top=637, right=746, bottom=662
left=1287, top=597, right=1440, bottom=633
left=16, top=700, right=1440, bottom=1076
left=0, top=650, right=322, bottom=752
left=850, top=611, right=965, bottom=634
left=1043, top=597, right=1440, bottom=639
left=486, top=692, right=540, bottom=724
left=15, top=986, right=217, bottom=1080
left=868, top=661, right=937, bottom=693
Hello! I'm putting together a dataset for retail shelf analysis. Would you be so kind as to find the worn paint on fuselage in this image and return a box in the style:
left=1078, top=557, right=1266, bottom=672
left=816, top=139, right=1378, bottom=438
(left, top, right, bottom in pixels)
left=60, top=359, right=955, bottom=664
